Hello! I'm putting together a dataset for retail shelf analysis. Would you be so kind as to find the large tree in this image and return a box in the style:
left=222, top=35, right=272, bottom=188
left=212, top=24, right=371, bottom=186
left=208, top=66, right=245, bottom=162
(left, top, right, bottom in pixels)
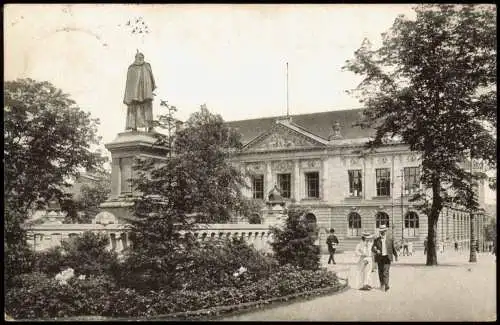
left=4, top=78, right=104, bottom=282
left=122, top=102, right=247, bottom=290
left=343, top=4, right=496, bottom=265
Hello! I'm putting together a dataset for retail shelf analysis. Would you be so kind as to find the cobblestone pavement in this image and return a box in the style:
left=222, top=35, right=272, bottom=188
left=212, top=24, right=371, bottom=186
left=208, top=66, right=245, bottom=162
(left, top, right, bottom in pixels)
left=221, top=251, right=497, bottom=322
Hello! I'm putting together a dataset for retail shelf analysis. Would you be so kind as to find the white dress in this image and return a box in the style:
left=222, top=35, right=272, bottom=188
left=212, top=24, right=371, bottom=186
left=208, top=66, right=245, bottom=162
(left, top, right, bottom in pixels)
left=349, top=240, right=379, bottom=289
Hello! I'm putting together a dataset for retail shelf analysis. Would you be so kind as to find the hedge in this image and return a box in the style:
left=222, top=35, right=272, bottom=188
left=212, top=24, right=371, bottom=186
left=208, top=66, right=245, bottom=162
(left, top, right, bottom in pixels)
left=6, top=265, right=343, bottom=320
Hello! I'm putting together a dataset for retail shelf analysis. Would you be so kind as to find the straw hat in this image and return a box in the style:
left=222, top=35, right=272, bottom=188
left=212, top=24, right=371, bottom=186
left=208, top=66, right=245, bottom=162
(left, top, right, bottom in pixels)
left=378, top=224, right=388, bottom=231
left=361, top=231, right=372, bottom=238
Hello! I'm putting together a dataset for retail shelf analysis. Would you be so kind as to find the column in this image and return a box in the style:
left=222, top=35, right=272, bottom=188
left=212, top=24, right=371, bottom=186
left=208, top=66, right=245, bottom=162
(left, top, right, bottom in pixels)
left=265, top=161, right=272, bottom=197
left=293, top=160, right=300, bottom=201
left=321, top=158, right=328, bottom=201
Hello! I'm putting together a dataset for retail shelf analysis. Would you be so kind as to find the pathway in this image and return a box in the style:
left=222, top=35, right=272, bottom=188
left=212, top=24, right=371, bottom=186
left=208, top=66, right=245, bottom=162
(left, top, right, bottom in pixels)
left=220, top=251, right=497, bottom=322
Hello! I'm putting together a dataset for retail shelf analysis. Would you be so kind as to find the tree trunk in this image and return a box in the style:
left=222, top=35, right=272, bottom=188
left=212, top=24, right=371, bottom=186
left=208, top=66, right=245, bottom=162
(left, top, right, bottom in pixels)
left=469, top=212, right=477, bottom=262
left=426, top=213, right=439, bottom=265
left=426, top=176, right=442, bottom=266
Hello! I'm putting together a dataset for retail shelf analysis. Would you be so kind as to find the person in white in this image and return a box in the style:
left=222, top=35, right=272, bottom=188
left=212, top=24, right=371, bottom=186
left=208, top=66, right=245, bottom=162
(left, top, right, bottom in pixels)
left=353, top=231, right=376, bottom=290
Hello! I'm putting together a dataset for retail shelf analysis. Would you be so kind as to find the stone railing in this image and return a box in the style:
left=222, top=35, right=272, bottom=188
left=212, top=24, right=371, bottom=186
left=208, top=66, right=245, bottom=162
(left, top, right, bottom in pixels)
left=26, top=223, right=274, bottom=254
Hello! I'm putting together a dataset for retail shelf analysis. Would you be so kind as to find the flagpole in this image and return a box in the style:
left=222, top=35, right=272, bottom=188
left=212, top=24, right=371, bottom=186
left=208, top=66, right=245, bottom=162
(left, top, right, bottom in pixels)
left=286, top=62, right=289, bottom=117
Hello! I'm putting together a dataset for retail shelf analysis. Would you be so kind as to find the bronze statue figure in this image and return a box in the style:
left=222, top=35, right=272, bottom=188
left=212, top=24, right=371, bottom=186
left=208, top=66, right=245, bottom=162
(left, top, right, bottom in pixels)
left=123, top=51, right=156, bottom=132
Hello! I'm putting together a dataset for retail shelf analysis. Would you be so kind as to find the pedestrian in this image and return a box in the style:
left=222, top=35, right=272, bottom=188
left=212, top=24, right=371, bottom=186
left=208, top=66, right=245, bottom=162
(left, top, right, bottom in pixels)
left=326, top=228, right=339, bottom=265
left=440, top=240, right=445, bottom=254
left=402, top=239, right=409, bottom=256
left=408, top=241, right=413, bottom=256
left=454, top=241, right=458, bottom=251
left=371, top=224, right=398, bottom=292
left=351, top=231, right=377, bottom=290
left=423, top=237, right=428, bottom=255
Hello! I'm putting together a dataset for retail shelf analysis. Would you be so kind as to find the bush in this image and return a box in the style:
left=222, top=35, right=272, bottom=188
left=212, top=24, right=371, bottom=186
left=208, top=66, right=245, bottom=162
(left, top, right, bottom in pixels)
left=5, top=272, right=117, bottom=319
left=175, top=236, right=279, bottom=291
left=270, top=208, right=320, bottom=270
left=32, top=232, right=121, bottom=278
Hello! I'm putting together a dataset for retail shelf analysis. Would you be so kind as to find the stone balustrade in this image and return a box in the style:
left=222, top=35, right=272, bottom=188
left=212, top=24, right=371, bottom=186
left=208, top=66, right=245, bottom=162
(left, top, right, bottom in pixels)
left=26, top=223, right=274, bottom=254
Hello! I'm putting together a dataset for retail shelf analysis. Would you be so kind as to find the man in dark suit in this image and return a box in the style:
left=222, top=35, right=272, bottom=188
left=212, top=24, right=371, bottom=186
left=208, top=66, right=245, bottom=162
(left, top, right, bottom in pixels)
left=371, top=224, right=398, bottom=291
left=326, top=228, right=339, bottom=264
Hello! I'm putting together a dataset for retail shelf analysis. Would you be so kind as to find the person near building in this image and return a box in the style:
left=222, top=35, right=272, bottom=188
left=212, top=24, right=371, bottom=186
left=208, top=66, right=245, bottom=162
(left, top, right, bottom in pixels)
left=424, top=237, right=428, bottom=255
left=351, top=231, right=377, bottom=290
left=454, top=241, right=459, bottom=251
left=408, top=241, right=413, bottom=256
left=372, top=224, right=398, bottom=292
left=402, top=239, right=409, bottom=256
left=326, top=228, right=339, bottom=265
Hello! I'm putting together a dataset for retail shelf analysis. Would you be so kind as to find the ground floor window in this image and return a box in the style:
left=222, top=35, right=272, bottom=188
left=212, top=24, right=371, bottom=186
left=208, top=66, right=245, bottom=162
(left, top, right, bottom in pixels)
left=404, top=211, right=419, bottom=237
left=348, top=212, right=362, bottom=236
left=375, top=212, right=390, bottom=229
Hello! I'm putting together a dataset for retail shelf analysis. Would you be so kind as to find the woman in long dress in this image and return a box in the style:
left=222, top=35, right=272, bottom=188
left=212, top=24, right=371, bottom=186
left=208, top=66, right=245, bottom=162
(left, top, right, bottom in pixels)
left=350, top=231, right=378, bottom=290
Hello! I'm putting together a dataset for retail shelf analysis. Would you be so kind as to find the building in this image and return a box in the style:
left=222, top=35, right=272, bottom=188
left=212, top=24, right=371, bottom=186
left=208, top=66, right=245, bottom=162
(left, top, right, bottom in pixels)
left=227, top=109, right=489, bottom=252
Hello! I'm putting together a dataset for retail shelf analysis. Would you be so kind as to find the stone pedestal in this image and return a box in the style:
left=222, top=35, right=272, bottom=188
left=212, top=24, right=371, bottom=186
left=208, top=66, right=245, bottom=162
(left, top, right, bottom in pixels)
left=100, top=131, right=168, bottom=224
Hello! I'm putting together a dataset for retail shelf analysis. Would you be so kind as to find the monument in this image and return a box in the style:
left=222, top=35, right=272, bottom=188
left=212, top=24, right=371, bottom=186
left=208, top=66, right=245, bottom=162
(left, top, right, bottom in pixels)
left=99, top=52, right=168, bottom=223
left=124, top=51, right=156, bottom=132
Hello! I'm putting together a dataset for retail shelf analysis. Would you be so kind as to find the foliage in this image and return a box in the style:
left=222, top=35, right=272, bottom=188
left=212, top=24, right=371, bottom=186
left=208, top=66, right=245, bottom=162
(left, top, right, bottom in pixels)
left=342, top=4, right=496, bottom=265
left=484, top=217, right=496, bottom=242
left=270, top=208, right=320, bottom=270
left=33, top=232, right=120, bottom=277
left=239, top=198, right=265, bottom=223
left=4, top=78, right=104, bottom=217
left=126, top=102, right=248, bottom=290
left=176, top=237, right=279, bottom=291
left=5, top=273, right=117, bottom=320
left=5, top=265, right=340, bottom=320
left=61, top=170, right=112, bottom=223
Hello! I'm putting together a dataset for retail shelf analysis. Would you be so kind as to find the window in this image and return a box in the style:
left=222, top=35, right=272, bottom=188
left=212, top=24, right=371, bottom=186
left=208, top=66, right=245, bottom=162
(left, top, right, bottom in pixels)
left=305, top=172, right=320, bottom=198
left=348, top=212, right=362, bottom=236
left=375, top=212, right=390, bottom=229
left=404, top=212, right=419, bottom=237
left=348, top=170, right=362, bottom=197
left=404, top=167, right=420, bottom=195
left=252, top=175, right=264, bottom=199
left=376, top=168, right=391, bottom=196
left=277, top=173, right=291, bottom=198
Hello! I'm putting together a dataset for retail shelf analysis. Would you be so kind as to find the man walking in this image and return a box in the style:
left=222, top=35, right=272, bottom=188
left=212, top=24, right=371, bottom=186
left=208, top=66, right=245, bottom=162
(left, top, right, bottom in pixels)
left=372, top=224, right=398, bottom=291
left=326, top=228, right=339, bottom=265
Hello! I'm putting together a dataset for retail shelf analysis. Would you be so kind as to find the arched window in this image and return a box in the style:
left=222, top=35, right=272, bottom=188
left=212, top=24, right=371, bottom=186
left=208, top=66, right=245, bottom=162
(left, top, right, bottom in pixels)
left=404, top=212, right=419, bottom=237
left=375, top=212, right=390, bottom=229
left=348, top=212, right=362, bottom=236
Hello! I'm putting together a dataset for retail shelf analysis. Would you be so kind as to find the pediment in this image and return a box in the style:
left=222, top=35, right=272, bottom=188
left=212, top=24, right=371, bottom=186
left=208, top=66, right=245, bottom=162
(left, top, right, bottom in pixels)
left=245, top=124, right=325, bottom=151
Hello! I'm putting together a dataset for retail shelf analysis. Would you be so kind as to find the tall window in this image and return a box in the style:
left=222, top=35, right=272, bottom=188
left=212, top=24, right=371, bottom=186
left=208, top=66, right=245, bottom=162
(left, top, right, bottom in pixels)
left=252, top=175, right=264, bottom=199
left=348, top=170, right=362, bottom=197
left=348, top=212, right=362, bottom=236
left=404, top=167, right=420, bottom=195
left=277, top=173, right=291, bottom=198
left=375, top=212, right=390, bottom=228
left=305, top=172, right=320, bottom=198
left=376, top=168, right=391, bottom=196
left=404, top=211, right=419, bottom=237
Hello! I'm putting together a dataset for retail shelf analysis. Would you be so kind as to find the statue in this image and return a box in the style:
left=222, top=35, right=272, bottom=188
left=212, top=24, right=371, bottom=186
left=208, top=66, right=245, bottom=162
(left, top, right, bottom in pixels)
left=123, top=51, right=156, bottom=132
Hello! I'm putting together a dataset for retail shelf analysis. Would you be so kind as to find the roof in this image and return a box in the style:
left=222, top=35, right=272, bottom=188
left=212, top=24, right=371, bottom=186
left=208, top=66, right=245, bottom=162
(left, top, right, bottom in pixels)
left=225, top=108, right=375, bottom=145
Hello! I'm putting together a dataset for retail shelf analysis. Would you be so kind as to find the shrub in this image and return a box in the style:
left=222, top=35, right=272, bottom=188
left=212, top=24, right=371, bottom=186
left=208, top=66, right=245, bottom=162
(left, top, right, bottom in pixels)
left=270, top=208, right=320, bottom=270
left=175, top=236, right=279, bottom=291
left=33, top=232, right=121, bottom=278
left=5, top=272, right=116, bottom=319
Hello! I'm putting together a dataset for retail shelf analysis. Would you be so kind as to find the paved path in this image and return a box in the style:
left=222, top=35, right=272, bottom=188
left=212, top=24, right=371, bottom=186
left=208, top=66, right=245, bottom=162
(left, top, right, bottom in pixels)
left=221, top=252, right=497, bottom=322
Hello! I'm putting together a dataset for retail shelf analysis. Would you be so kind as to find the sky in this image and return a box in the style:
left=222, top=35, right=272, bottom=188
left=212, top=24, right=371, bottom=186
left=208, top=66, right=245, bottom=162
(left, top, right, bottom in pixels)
left=4, top=4, right=496, bottom=203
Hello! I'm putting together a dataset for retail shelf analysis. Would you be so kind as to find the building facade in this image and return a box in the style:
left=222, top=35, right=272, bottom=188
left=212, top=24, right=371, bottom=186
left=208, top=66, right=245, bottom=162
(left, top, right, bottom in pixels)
left=227, top=109, right=489, bottom=252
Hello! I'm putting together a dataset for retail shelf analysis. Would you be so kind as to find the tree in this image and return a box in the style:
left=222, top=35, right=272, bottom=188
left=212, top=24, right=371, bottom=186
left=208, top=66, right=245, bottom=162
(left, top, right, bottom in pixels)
left=122, top=102, right=247, bottom=290
left=61, top=170, right=112, bottom=224
left=4, top=79, right=104, bottom=265
left=269, top=208, right=320, bottom=270
left=343, top=4, right=496, bottom=265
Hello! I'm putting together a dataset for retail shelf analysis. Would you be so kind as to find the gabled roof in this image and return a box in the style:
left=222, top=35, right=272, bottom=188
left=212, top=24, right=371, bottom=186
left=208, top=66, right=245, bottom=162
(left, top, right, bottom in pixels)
left=226, top=108, right=374, bottom=145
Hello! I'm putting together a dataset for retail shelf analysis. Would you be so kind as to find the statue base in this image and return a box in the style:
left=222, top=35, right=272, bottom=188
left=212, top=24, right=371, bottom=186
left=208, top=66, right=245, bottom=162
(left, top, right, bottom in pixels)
left=99, top=130, right=168, bottom=224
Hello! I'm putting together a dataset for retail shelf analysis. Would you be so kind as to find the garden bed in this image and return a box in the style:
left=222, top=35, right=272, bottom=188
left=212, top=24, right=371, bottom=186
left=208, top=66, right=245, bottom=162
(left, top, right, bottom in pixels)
left=9, top=277, right=348, bottom=322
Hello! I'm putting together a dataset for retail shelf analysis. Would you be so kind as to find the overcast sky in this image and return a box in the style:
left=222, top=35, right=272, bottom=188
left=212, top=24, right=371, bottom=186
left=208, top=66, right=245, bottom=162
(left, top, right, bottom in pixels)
left=4, top=4, right=495, bottom=203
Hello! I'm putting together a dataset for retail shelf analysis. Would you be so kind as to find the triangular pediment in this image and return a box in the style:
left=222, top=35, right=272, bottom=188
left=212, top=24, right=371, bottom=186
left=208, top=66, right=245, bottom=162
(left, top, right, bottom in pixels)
left=244, top=123, right=326, bottom=151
